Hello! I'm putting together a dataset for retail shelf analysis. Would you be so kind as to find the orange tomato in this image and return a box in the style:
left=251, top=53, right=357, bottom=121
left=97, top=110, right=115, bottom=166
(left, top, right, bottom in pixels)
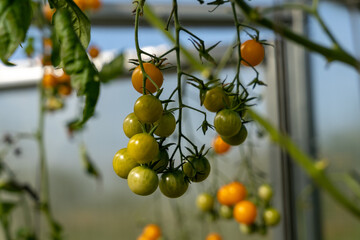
left=88, top=45, right=100, bottom=58
left=142, top=224, right=161, bottom=240
left=42, top=73, right=57, bottom=88
left=43, top=4, right=55, bottom=22
left=88, top=0, right=102, bottom=10
left=217, top=181, right=247, bottom=206
left=131, top=63, right=163, bottom=94
left=74, top=0, right=87, bottom=10
left=137, top=235, right=151, bottom=240
left=233, top=200, right=257, bottom=224
left=205, top=232, right=222, bottom=240
left=212, top=135, right=231, bottom=154
left=56, top=72, right=71, bottom=84
left=240, top=39, right=265, bottom=67
left=58, top=85, right=72, bottom=96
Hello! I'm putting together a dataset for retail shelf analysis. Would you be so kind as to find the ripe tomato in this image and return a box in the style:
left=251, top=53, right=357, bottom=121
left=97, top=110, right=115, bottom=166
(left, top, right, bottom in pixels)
left=42, top=73, right=57, bottom=89
left=151, top=149, right=169, bottom=173
left=74, top=0, right=87, bottom=10
left=88, top=0, right=102, bottom=10
left=233, top=200, right=257, bottom=224
left=196, top=193, right=214, bottom=212
left=214, top=109, right=242, bottom=137
left=132, top=63, right=163, bottom=94
left=183, top=156, right=211, bottom=182
left=127, top=166, right=158, bottom=196
left=154, top=112, right=176, bottom=137
left=142, top=224, right=161, bottom=239
left=123, top=113, right=143, bottom=138
left=217, top=181, right=247, bottom=206
left=221, top=125, right=247, bottom=146
left=159, top=170, right=188, bottom=198
left=219, top=205, right=233, bottom=219
left=263, top=208, right=280, bottom=226
left=43, top=4, right=55, bottom=22
left=56, top=72, right=71, bottom=84
left=212, top=135, right=231, bottom=154
left=127, top=133, right=159, bottom=164
left=258, top=184, right=273, bottom=202
left=136, top=235, right=150, bottom=240
left=240, top=39, right=265, bottom=67
left=134, top=95, right=163, bottom=123
left=205, top=233, right=222, bottom=240
left=58, top=85, right=72, bottom=96
left=112, top=148, right=138, bottom=179
left=203, top=87, right=230, bottom=112
left=88, top=45, right=100, bottom=58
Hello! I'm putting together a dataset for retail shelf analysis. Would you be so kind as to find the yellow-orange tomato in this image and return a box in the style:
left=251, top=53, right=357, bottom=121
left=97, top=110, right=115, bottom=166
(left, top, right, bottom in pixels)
left=212, top=135, right=231, bottom=154
left=233, top=200, right=257, bottom=224
left=56, top=73, right=71, bottom=84
left=88, top=0, right=102, bottom=10
left=240, top=39, right=265, bottom=67
left=58, top=85, right=72, bottom=96
left=43, top=4, right=55, bottom=22
left=137, top=235, right=151, bottom=240
left=42, top=73, right=57, bottom=88
left=206, top=233, right=222, bottom=240
left=74, top=0, right=87, bottom=10
left=142, top=224, right=161, bottom=240
left=88, top=45, right=100, bottom=58
left=132, top=63, right=163, bottom=94
left=217, top=181, right=247, bottom=206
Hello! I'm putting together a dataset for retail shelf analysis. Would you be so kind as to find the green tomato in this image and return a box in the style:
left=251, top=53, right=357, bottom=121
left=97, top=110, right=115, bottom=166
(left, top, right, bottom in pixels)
left=196, top=193, right=214, bottom=212
left=151, top=149, right=170, bottom=173
left=221, top=125, right=247, bottom=146
left=154, top=112, right=176, bottom=137
left=127, top=133, right=159, bottom=164
left=112, top=148, right=139, bottom=179
left=134, top=95, right=163, bottom=123
left=239, top=223, right=255, bottom=234
left=263, top=208, right=281, bottom=226
left=127, top=166, right=158, bottom=196
left=159, top=170, right=189, bottom=198
left=214, top=109, right=242, bottom=137
left=183, top=156, right=211, bottom=182
left=123, top=112, right=143, bottom=138
left=203, top=87, right=230, bottom=112
left=258, top=184, right=273, bottom=202
left=219, top=205, right=233, bottom=219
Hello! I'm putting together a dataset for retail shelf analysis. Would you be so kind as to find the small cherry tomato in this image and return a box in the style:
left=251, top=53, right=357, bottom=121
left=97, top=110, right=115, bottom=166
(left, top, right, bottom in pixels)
left=136, top=235, right=150, bottom=240
left=132, top=63, right=163, bottom=94
left=58, top=85, right=72, bottom=96
left=154, top=112, right=176, bottom=138
left=183, top=156, right=211, bottom=182
left=219, top=205, right=233, bottom=219
left=217, top=181, right=247, bottom=206
left=56, top=72, right=71, bottom=84
left=42, top=73, right=57, bottom=89
left=88, top=45, right=100, bottom=58
left=127, top=166, right=158, bottom=196
left=74, top=0, right=87, bottom=10
left=127, top=133, right=159, bottom=164
left=142, top=224, right=161, bottom=239
left=233, top=200, right=257, bottom=224
left=196, top=193, right=214, bottom=212
left=240, top=39, right=265, bottom=67
left=134, top=95, right=163, bottom=123
left=214, top=109, right=242, bottom=137
left=112, top=148, right=138, bottom=179
left=123, top=113, right=143, bottom=138
left=212, top=135, right=231, bottom=154
left=239, top=223, right=254, bottom=234
left=203, top=87, right=230, bottom=112
left=43, top=4, right=55, bottom=22
left=159, top=170, right=188, bottom=198
left=205, top=233, right=222, bottom=240
left=151, top=149, right=169, bottom=173
left=263, top=208, right=280, bottom=226
left=221, top=125, right=247, bottom=146
left=258, top=184, right=273, bottom=202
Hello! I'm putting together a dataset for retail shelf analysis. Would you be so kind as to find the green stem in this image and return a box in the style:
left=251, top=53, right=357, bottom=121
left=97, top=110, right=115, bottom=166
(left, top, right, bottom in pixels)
left=248, top=109, right=360, bottom=218
left=234, top=0, right=360, bottom=71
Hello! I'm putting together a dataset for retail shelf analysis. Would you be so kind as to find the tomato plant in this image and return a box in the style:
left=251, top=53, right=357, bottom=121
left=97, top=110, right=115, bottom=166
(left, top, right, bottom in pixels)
left=142, top=224, right=162, bottom=239
left=151, top=149, right=170, bottom=173
left=112, top=148, right=138, bottom=179
left=258, top=184, right=273, bottom=202
left=212, top=135, right=231, bottom=154
left=219, top=205, right=233, bottom=219
left=233, top=200, right=257, bottom=225
left=159, top=170, right=189, bottom=198
left=217, top=181, right=247, bottom=206
left=221, top=125, right=248, bottom=146
left=127, top=166, right=159, bottom=196
left=205, top=233, right=222, bottom=240
left=196, top=193, right=214, bottom=212
left=123, top=112, right=143, bottom=138
left=203, top=87, right=229, bottom=112
left=214, top=109, right=242, bottom=137
left=183, top=156, right=211, bottom=182
left=134, top=95, right=163, bottom=123
left=263, top=208, right=281, bottom=226
left=132, top=63, right=164, bottom=94
left=127, top=133, right=159, bottom=164
left=240, top=39, right=265, bottom=67
left=154, top=112, right=176, bottom=137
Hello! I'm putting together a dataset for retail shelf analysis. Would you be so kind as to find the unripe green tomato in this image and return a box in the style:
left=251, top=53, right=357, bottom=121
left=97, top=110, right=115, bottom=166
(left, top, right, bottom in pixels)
left=214, top=109, right=242, bottom=137
left=151, top=149, right=170, bottom=173
left=221, top=125, right=247, bottom=146
left=123, top=113, right=143, bottom=138
left=219, top=205, right=233, bottom=219
left=127, top=133, right=159, bottom=164
left=154, top=112, right=176, bottom=137
left=239, top=223, right=254, bottom=234
left=263, top=208, right=281, bottom=226
left=258, top=184, right=273, bottom=202
left=183, top=156, right=211, bottom=182
left=134, top=95, right=163, bottom=123
left=203, top=87, right=230, bottom=112
left=127, top=166, right=159, bottom=196
left=196, top=193, right=214, bottom=212
left=112, top=148, right=139, bottom=179
left=159, top=170, right=189, bottom=198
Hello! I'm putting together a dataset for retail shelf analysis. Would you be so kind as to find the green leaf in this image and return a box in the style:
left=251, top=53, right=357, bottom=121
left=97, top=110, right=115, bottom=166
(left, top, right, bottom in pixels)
left=0, top=0, right=32, bottom=64
left=99, top=53, right=125, bottom=83
left=0, top=201, right=17, bottom=217
left=49, top=0, right=91, bottom=49
left=79, top=144, right=101, bottom=180
left=53, top=9, right=100, bottom=131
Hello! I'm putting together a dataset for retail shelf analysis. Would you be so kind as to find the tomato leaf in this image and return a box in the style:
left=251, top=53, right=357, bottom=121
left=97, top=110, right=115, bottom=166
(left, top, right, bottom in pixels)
left=0, top=0, right=32, bottom=64
left=79, top=144, right=101, bottom=180
left=99, top=53, right=125, bottom=83
left=49, top=0, right=91, bottom=49
left=53, top=9, right=100, bottom=131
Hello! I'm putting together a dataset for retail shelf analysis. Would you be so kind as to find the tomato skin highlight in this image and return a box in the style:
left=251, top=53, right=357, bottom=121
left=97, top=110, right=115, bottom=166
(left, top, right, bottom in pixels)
left=132, top=63, right=163, bottom=94
left=159, top=170, right=188, bottom=198
left=212, top=135, right=231, bottom=154
left=196, top=193, right=214, bottom=212
left=233, top=200, right=257, bottom=224
left=127, top=133, right=159, bottom=164
left=214, top=109, right=242, bottom=137
left=240, top=39, right=265, bottom=67
left=203, top=87, right=230, bottom=112
left=205, top=233, right=222, bottom=240
left=127, top=166, right=158, bottom=196
left=123, top=113, right=143, bottom=138
left=154, top=112, right=176, bottom=137
left=183, top=156, right=211, bottom=182
left=221, top=125, right=247, bottom=146
left=134, top=95, right=163, bottom=124
left=112, top=148, right=139, bottom=179
left=258, top=184, right=273, bottom=202
left=263, top=208, right=281, bottom=226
